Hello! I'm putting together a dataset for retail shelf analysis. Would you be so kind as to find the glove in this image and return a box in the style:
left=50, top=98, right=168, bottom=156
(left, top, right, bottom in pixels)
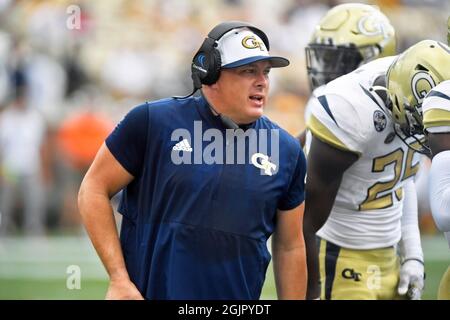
left=397, top=259, right=425, bottom=300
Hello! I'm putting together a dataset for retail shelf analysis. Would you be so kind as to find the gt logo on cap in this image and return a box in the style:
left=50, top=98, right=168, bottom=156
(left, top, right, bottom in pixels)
left=241, top=35, right=266, bottom=51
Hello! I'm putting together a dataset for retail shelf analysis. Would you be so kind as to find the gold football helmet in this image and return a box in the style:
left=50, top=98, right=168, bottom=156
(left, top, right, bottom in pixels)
left=306, top=3, right=396, bottom=90
left=387, top=40, right=450, bottom=138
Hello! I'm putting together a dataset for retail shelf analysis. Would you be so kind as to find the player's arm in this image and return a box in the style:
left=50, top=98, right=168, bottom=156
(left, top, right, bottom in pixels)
left=428, top=132, right=450, bottom=158
left=272, top=202, right=307, bottom=299
left=397, top=179, right=424, bottom=299
left=303, top=136, right=358, bottom=299
left=427, top=132, right=450, bottom=232
left=78, top=143, right=144, bottom=300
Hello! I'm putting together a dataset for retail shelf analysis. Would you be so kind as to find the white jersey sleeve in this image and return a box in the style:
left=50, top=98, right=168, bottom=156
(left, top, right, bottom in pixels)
left=423, top=80, right=450, bottom=133
left=429, top=150, right=450, bottom=233
left=307, top=93, right=370, bottom=155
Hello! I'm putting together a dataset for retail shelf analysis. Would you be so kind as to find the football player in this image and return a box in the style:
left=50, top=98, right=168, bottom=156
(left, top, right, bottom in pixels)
left=302, top=40, right=448, bottom=298
left=387, top=37, right=450, bottom=300
left=299, top=3, right=396, bottom=147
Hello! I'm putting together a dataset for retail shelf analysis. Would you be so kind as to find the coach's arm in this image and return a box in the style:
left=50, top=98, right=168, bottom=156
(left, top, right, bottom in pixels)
left=78, top=143, right=144, bottom=300
left=303, top=136, right=358, bottom=299
left=272, top=202, right=307, bottom=299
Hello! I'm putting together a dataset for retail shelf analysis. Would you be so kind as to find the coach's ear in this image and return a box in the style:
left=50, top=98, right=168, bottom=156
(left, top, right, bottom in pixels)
left=209, top=81, right=220, bottom=90
left=202, top=83, right=218, bottom=94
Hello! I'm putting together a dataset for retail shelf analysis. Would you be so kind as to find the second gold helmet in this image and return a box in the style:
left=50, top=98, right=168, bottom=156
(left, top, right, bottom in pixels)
left=306, top=3, right=396, bottom=90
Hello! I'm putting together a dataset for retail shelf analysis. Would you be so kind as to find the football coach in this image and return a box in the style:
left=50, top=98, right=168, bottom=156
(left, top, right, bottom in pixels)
left=78, top=21, right=307, bottom=300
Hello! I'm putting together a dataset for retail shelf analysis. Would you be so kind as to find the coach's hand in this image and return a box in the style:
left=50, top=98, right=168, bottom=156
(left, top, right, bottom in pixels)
left=397, top=259, right=425, bottom=300
left=106, top=278, right=145, bottom=300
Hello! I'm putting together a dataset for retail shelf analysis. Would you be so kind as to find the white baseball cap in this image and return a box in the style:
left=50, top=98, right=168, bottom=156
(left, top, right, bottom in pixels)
left=217, top=28, right=289, bottom=69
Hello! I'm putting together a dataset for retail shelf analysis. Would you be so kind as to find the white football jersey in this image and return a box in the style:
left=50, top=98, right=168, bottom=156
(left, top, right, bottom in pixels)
left=423, top=80, right=450, bottom=248
left=423, top=80, right=450, bottom=133
left=306, top=56, right=422, bottom=249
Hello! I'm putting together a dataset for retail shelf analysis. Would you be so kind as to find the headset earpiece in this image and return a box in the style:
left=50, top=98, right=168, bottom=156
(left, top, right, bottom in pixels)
left=191, top=37, right=222, bottom=89
left=201, top=48, right=221, bottom=85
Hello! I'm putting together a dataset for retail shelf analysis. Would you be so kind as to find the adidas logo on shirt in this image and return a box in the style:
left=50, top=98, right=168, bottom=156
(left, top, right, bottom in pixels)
left=172, top=139, right=193, bottom=152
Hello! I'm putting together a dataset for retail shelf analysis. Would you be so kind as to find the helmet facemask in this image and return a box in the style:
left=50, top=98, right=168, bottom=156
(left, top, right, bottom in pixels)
left=399, top=98, right=424, bottom=137
left=305, top=43, right=364, bottom=90
left=389, top=86, right=430, bottom=155
left=306, top=3, right=396, bottom=91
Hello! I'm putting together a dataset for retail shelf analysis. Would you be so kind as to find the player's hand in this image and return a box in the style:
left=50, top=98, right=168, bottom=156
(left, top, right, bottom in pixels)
left=397, top=259, right=424, bottom=300
left=105, top=278, right=145, bottom=300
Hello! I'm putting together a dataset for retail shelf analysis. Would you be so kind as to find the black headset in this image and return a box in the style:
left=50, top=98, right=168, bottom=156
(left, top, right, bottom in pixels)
left=191, top=21, right=270, bottom=90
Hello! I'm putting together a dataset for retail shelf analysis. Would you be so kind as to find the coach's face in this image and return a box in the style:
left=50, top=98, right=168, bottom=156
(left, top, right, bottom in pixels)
left=215, top=60, right=271, bottom=124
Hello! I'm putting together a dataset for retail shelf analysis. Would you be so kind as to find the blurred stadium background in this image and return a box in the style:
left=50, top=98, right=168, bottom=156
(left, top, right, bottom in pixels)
left=0, top=0, right=448, bottom=300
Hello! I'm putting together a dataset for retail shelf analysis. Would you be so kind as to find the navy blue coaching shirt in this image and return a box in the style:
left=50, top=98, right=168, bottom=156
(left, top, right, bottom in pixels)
left=106, top=94, right=306, bottom=300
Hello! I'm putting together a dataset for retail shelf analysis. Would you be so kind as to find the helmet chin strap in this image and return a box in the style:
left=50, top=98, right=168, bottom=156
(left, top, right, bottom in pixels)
left=393, top=123, right=431, bottom=156
left=371, top=83, right=395, bottom=113
left=371, top=85, right=389, bottom=92
left=369, top=84, right=392, bottom=112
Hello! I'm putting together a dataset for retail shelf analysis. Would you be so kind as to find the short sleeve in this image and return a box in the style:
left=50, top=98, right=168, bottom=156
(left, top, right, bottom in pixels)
left=423, top=80, right=450, bottom=133
left=278, top=147, right=307, bottom=211
left=307, top=94, right=367, bottom=156
left=105, top=104, right=149, bottom=177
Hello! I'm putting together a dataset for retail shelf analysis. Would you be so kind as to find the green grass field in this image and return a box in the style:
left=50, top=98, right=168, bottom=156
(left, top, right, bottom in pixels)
left=0, top=234, right=448, bottom=300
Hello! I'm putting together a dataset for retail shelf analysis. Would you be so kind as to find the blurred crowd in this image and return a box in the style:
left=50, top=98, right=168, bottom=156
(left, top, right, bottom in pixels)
left=0, top=0, right=448, bottom=236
